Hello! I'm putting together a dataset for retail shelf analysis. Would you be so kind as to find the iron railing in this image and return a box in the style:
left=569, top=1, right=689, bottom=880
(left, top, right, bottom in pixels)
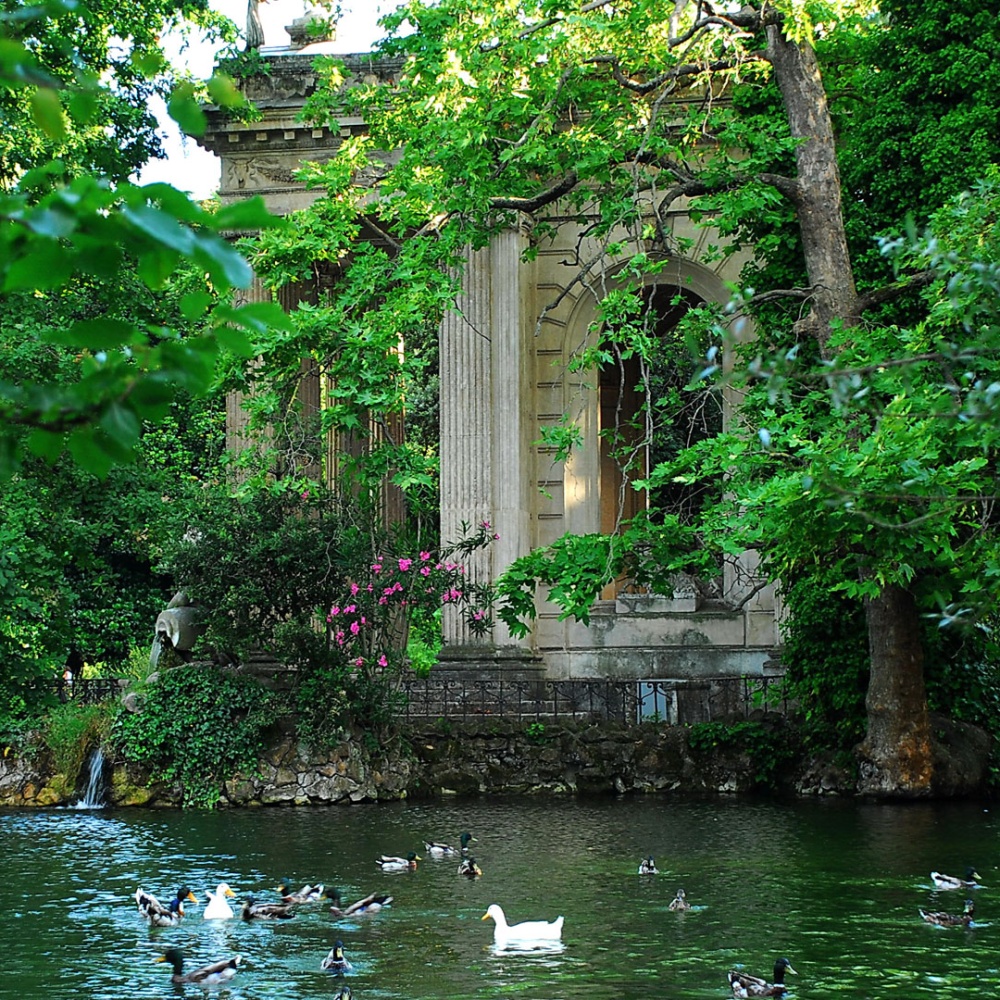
left=54, top=677, right=123, bottom=705
left=398, top=675, right=789, bottom=726
left=51, top=673, right=789, bottom=726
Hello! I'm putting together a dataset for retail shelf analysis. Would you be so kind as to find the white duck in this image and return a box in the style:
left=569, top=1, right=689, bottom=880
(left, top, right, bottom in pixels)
left=203, top=882, right=236, bottom=919
left=482, top=903, right=564, bottom=949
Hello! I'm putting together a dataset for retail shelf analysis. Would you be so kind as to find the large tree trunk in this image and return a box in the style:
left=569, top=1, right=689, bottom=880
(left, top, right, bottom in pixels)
left=766, top=25, right=935, bottom=794
left=766, top=24, right=860, bottom=355
left=857, top=585, right=933, bottom=796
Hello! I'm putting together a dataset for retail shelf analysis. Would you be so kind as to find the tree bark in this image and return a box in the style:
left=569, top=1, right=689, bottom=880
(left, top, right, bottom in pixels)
left=766, top=25, right=935, bottom=794
left=857, top=584, right=934, bottom=797
left=766, top=24, right=860, bottom=356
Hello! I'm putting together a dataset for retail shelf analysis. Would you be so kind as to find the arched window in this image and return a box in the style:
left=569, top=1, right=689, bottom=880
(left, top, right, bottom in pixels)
left=598, top=283, right=722, bottom=595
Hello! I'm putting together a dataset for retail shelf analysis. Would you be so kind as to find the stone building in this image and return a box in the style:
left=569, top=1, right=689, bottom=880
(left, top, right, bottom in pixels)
left=197, top=14, right=782, bottom=698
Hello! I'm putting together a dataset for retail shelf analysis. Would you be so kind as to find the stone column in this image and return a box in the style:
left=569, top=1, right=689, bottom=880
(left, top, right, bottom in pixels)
left=440, top=244, right=493, bottom=647
left=439, top=230, right=535, bottom=658
left=490, top=228, right=532, bottom=646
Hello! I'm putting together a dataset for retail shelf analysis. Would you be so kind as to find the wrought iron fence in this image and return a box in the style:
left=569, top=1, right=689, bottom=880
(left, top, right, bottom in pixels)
left=399, top=675, right=789, bottom=726
left=49, top=673, right=789, bottom=726
left=54, top=677, right=124, bottom=705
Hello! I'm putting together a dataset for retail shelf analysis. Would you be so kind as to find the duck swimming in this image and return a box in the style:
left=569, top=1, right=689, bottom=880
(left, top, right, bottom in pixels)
left=931, top=868, right=982, bottom=890
left=482, top=903, right=564, bottom=949
left=424, top=832, right=475, bottom=857
left=458, top=857, right=483, bottom=879
left=134, top=886, right=197, bottom=927
left=156, top=948, right=241, bottom=985
left=321, top=940, right=354, bottom=973
left=241, top=896, right=296, bottom=920
left=328, top=889, right=393, bottom=917
left=275, top=882, right=326, bottom=903
left=203, top=882, right=236, bottom=919
left=728, top=958, right=796, bottom=998
left=376, top=852, right=420, bottom=872
left=638, top=856, right=659, bottom=875
left=668, top=888, right=691, bottom=911
left=920, top=898, right=975, bottom=927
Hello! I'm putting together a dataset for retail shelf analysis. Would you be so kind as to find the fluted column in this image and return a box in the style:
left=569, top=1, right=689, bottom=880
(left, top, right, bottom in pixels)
left=489, top=228, right=531, bottom=646
left=440, top=245, right=494, bottom=645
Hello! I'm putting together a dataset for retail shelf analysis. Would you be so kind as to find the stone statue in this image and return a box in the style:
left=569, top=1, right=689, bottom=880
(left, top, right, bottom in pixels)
left=245, top=0, right=266, bottom=51
left=151, top=591, right=203, bottom=668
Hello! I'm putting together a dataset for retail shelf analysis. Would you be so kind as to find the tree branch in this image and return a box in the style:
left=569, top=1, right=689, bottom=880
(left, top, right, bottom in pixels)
left=490, top=171, right=579, bottom=212
left=856, top=270, right=935, bottom=313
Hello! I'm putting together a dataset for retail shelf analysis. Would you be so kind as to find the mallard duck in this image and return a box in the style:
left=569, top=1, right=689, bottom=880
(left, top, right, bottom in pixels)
left=275, top=881, right=326, bottom=903
left=376, top=852, right=420, bottom=872
left=920, top=898, right=975, bottom=927
left=424, top=832, right=475, bottom=857
left=333, top=988, right=353, bottom=1000
left=482, top=903, right=564, bottom=949
left=328, top=889, right=393, bottom=917
left=668, top=888, right=691, bottom=911
left=155, top=948, right=241, bottom=985
left=930, top=867, right=982, bottom=890
left=638, top=856, right=659, bottom=875
left=728, top=958, right=797, bottom=998
left=320, top=939, right=354, bottom=973
left=242, top=896, right=296, bottom=920
left=134, top=886, right=197, bottom=926
left=458, top=857, right=483, bottom=879
left=203, top=882, right=236, bottom=919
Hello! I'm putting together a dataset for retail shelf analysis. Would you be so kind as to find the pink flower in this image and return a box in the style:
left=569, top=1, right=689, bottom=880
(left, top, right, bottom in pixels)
left=378, top=654, right=388, bottom=667
left=493, top=533, right=500, bottom=540
left=354, top=657, right=364, bottom=667
left=473, top=610, right=484, bottom=621
left=398, top=557, right=412, bottom=572
left=420, top=566, right=430, bottom=577
left=480, top=520, right=491, bottom=529
left=336, top=630, right=345, bottom=645
left=301, top=491, right=310, bottom=499
left=350, top=582, right=360, bottom=596
left=372, top=563, right=382, bottom=574
left=329, top=606, right=340, bottom=616
left=379, top=596, right=388, bottom=605
left=350, top=621, right=361, bottom=635
left=420, top=551, right=431, bottom=561
left=344, top=604, right=356, bottom=614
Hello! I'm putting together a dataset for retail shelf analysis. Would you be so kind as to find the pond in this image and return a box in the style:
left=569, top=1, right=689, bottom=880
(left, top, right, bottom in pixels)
left=2, top=796, right=998, bottom=1000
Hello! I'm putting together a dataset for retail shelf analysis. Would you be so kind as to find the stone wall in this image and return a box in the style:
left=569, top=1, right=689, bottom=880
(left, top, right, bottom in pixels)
left=0, top=714, right=988, bottom=807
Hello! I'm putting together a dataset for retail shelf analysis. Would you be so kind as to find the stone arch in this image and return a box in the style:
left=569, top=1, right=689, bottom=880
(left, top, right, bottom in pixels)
left=554, top=255, right=736, bottom=546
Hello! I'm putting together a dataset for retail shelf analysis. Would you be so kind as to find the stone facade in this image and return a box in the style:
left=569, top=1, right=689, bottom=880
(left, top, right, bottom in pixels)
left=196, top=23, right=781, bottom=686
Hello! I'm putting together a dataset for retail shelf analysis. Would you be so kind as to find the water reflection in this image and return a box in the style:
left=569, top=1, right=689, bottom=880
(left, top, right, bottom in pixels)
left=3, top=797, right=1000, bottom=1000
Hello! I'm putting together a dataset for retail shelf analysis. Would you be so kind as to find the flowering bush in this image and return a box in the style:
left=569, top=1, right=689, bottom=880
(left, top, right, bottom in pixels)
left=325, top=520, right=497, bottom=687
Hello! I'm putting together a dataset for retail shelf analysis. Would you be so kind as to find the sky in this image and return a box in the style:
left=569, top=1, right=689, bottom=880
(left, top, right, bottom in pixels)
left=137, top=2, right=388, bottom=199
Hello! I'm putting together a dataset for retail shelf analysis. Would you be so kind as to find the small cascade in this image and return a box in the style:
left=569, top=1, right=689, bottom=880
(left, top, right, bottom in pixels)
left=75, top=746, right=107, bottom=809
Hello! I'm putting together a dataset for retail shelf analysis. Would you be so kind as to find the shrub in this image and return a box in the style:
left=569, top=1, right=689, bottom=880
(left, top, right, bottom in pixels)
left=112, top=664, right=276, bottom=808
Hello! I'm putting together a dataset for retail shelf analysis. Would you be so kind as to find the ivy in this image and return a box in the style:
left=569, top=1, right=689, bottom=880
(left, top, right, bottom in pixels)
left=112, top=665, right=276, bottom=808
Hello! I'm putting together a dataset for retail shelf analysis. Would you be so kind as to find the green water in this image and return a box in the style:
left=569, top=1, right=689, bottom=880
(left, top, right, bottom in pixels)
left=2, top=796, right=998, bottom=999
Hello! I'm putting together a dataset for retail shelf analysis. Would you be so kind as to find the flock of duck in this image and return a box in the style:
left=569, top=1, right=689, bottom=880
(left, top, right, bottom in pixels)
left=702, top=864, right=985, bottom=998
left=134, top=830, right=558, bottom=990
left=135, top=836, right=983, bottom=995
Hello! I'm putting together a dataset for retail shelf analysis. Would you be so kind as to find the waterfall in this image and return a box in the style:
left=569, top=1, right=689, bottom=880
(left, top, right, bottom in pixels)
left=74, top=746, right=107, bottom=809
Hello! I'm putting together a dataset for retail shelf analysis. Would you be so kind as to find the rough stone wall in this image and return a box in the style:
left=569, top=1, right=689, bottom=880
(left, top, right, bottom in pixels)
left=0, top=714, right=987, bottom=807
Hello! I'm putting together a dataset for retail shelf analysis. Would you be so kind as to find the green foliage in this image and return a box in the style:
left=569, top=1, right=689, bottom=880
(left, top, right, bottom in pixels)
left=779, top=570, right=869, bottom=748
left=43, top=700, right=111, bottom=779
left=160, top=485, right=353, bottom=662
left=112, top=664, right=275, bottom=808
left=686, top=720, right=802, bottom=791
left=525, top=721, right=548, bottom=744
left=0, top=2, right=289, bottom=479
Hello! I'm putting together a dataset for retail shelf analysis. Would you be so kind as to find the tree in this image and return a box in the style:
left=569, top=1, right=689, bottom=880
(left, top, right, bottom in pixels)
left=0, top=0, right=289, bottom=477
left=242, top=0, right=1000, bottom=795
